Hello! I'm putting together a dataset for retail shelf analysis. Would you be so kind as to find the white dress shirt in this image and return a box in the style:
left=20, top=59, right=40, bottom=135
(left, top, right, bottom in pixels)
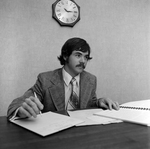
left=62, top=68, right=80, bottom=110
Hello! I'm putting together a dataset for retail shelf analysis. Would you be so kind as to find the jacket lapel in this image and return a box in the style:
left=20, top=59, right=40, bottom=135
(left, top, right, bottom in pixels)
left=48, top=69, right=65, bottom=111
left=48, top=69, right=94, bottom=110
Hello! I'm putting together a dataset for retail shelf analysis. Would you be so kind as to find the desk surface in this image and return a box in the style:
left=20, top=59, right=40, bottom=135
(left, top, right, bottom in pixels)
left=0, top=116, right=150, bottom=149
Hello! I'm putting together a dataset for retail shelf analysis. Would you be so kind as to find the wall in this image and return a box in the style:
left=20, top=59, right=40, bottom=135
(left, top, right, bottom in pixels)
left=0, top=0, right=150, bottom=116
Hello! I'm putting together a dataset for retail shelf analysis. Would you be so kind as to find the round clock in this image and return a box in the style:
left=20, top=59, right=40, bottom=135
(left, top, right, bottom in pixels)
left=52, top=0, right=80, bottom=27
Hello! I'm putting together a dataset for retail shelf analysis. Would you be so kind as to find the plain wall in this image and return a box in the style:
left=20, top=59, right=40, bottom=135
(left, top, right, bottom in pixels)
left=0, top=0, right=150, bottom=116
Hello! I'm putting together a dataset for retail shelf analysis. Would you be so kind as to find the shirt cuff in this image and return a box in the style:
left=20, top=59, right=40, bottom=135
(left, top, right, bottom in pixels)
left=9, top=107, right=20, bottom=121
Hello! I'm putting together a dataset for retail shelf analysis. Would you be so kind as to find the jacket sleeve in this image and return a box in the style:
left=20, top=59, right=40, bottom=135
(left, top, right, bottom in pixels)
left=7, top=90, right=33, bottom=119
left=7, top=74, right=44, bottom=119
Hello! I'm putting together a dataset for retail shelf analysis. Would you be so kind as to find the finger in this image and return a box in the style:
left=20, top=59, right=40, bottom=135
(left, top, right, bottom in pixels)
left=101, top=98, right=112, bottom=110
left=18, top=106, right=32, bottom=118
left=113, top=102, right=120, bottom=110
left=25, top=98, right=40, bottom=114
left=107, top=102, right=113, bottom=110
left=30, top=96, right=44, bottom=111
left=99, top=100, right=109, bottom=109
left=25, top=98, right=42, bottom=115
left=22, top=101, right=37, bottom=118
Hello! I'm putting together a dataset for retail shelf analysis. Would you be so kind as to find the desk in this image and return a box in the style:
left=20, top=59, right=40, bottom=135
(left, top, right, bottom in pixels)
left=0, top=116, right=150, bottom=149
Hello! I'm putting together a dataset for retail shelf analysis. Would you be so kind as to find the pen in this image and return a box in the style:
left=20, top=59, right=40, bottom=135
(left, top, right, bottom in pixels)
left=34, top=92, right=42, bottom=115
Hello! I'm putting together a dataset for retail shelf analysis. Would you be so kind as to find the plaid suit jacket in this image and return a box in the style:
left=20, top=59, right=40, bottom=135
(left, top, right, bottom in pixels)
left=7, top=68, right=98, bottom=118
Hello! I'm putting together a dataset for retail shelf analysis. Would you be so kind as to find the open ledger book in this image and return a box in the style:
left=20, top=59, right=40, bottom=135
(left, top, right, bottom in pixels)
left=95, top=99, right=150, bottom=126
left=10, top=111, right=83, bottom=137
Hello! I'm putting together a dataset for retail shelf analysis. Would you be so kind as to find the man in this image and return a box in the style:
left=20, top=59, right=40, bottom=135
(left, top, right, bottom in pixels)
left=7, top=37, right=119, bottom=119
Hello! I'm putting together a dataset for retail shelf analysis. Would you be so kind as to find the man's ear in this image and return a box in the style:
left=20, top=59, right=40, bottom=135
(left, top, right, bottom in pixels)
left=63, top=56, right=69, bottom=64
left=63, top=56, right=68, bottom=61
left=63, top=56, right=66, bottom=60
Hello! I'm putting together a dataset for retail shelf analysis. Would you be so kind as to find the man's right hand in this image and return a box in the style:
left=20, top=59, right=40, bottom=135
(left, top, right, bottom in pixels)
left=17, top=96, right=44, bottom=118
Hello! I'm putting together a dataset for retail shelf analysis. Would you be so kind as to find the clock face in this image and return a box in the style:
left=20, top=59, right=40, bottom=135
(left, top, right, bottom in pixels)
left=55, top=0, right=79, bottom=24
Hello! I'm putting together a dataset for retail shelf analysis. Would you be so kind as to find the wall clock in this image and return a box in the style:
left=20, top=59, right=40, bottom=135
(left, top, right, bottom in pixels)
left=52, top=0, right=80, bottom=27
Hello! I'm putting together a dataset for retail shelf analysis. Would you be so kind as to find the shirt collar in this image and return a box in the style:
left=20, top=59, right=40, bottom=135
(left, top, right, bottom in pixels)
left=62, top=68, right=80, bottom=87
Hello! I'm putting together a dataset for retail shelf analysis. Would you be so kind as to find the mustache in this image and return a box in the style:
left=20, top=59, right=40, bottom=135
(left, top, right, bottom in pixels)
left=76, top=63, right=85, bottom=69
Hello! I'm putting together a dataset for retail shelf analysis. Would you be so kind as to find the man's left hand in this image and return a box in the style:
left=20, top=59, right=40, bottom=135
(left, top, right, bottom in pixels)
left=98, top=98, right=120, bottom=110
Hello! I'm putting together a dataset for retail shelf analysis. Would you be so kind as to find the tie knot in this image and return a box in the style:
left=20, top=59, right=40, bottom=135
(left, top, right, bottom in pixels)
left=70, top=78, right=76, bottom=86
left=71, top=77, right=76, bottom=83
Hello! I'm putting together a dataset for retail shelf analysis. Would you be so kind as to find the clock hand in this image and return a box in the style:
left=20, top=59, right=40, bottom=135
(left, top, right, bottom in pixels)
left=64, top=8, right=73, bottom=13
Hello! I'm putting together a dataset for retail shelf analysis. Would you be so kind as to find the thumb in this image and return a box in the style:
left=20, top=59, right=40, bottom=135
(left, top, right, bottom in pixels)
left=99, top=100, right=109, bottom=109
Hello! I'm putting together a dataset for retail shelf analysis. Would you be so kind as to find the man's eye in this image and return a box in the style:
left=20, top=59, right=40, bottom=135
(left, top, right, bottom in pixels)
left=75, top=54, right=81, bottom=58
left=85, top=56, right=89, bottom=60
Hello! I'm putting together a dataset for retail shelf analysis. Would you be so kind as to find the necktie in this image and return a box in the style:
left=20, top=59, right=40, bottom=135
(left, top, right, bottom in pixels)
left=69, top=78, right=79, bottom=109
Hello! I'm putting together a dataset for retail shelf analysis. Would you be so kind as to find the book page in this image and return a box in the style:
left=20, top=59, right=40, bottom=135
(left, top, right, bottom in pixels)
left=95, top=99, right=150, bottom=126
left=68, top=109, right=122, bottom=126
left=10, top=111, right=83, bottom=137
left=121, top=99, right=150, bottom=108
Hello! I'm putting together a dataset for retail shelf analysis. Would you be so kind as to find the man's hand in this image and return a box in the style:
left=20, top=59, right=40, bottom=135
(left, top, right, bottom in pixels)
left=98, top=98, right=119, bottom=110
left=17, top=96, right=44, bottom=118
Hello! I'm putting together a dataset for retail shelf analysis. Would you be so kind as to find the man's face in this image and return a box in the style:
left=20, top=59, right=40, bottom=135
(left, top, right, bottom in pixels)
left=64, top=50, right=89, bottom=77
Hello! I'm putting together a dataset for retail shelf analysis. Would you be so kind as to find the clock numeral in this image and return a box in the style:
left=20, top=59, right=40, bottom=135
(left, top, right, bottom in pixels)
left=71, top=18, right=74, bottom=21
left=57, top=2, right=61, bottom=7
left=57, top=13, right=61, bottom=17
left=61, top=1, right=64, bottom=5
left=73, top=14, right=77, bottom=18
left=62, top=17, right=65, bottom=21
left=66, top=0, right=68, bottom=5
left=56, top=9, right=61, bottom=12
left=66, top=18, right=69, bottom=22
left=70, top=1, right=73, bottom=6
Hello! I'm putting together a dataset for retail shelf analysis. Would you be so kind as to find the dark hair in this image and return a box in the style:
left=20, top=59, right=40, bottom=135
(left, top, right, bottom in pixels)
left=58, top=37, right=92, bottom=65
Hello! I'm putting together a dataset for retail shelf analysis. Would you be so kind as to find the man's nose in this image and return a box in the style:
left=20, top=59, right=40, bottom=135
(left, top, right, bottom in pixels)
left=80, top=56, right=85, bottom=63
